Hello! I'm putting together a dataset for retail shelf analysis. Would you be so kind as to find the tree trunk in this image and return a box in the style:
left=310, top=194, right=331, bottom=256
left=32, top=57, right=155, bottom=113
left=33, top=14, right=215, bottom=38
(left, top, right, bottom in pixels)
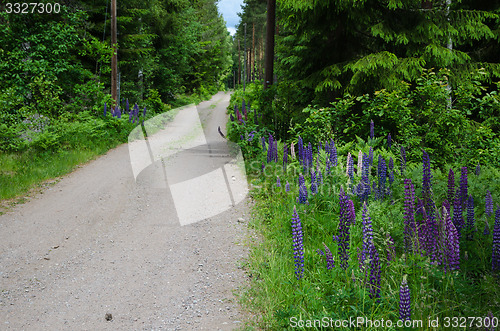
left=264, top=0, right=276, bottom=90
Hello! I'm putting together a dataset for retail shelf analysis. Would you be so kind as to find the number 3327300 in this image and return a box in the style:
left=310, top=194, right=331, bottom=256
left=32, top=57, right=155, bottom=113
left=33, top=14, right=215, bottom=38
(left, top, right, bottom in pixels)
left=5, top=3, right=61, bottom=14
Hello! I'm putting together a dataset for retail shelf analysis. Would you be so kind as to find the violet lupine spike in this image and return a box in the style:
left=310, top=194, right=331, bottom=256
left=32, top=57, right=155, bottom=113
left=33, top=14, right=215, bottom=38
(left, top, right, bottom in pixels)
left=310, top=171, right=317, bottom=195
left=103, top=102, right=107, bottom=117
left=486, top=190, right=494, bottom=218
left=475, top=163, right=480, bottom=176
left=361, top=153, right=371, bottom=201
left=447, top=168, right=455, bottom=206
left=276, top=176, right=281, bottom=187
left=492, top=207, right=500, bottom=272
left=370, top=120, right=374, bottom=139
left=378, top=156, right=387, bottom=198
left=387, top=133, right=392, bottom=148
left=267, top=134, right=274, bottom=163
left=400, top=146, right=407, bottom=176
left=459, top=167, right=468, bottom=207
left=143, top=106, right=147, bottom=117
left=261, top=136, right=267, bottom=153
left=466, top=196, right=475, bottom=240
left=230, top=113, right=234, bottom=121
left=360, top=202, right=373, bottom=269
left=368, top=147, right=374, bottom=167
left=126, top=99, right=130, bottom=114
left=399, top=277, right=411, bottom=321
left=298, top=136, right=304, bottom=165
left=348, top=199, right=356, bottom=225
left=404, top=179, right=417, bottom=252
left=286, top=181, right=290, bottom=192
left=452, top=196, right=464, bottom=241
left=298, top=174, right=308, bottom=204
left=346, top=152, right=353, bottom=177
left=483, top=223, right=490, bottom=236
left=442, top=206, right=460, bottom=272
left=261, top=162, right=265, bottom=173
left=317, top=169, right=323, bottom=186
left=129, top=108, right=135, bottom=121
left=291, top=206, right=305, bottom=279
left=367, top=236, right=381, bottom=300
left=242, top=99, right=247, bottom=121
left=317, top=243, right=335, bottom=270
left=338, top=187, right=351, bottom=270
left=326, top=158, right=332, bottom=175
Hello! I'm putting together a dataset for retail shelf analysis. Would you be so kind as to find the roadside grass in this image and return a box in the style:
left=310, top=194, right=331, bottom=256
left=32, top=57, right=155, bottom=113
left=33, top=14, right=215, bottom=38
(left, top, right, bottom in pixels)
left=238, top=139, right=500, bottom=330
left=0, top=91, right=217, bottom=205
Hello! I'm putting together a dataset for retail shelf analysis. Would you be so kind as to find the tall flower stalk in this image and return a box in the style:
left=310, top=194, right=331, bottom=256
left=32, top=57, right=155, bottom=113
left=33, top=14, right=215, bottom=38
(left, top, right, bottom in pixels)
left=442, top=206, right=460, bottom=272
left=291, top=206, right=305, bottom=279
left=404, top=179, right=417, bottom=252
left=338, top=187, right=351, bottom=269
left=492, top=208, right=500, bottom=273
left=298, top=174, right=308, bottom=204
left=399, top=277, right=411, bottom=321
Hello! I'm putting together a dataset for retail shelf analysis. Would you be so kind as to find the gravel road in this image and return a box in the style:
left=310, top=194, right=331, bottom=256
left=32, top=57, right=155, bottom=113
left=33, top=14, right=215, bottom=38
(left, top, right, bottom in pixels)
left=0, top=92, right=254, bottom=330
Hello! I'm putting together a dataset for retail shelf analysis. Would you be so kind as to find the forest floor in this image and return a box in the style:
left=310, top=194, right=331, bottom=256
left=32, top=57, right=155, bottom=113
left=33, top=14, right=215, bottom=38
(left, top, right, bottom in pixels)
left=0, top=92, right=256, bottom=330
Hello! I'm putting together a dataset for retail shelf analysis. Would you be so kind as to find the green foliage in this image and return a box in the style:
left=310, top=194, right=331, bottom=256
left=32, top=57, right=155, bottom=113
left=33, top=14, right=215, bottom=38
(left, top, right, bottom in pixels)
left=240, top=132, right=500, bottom=329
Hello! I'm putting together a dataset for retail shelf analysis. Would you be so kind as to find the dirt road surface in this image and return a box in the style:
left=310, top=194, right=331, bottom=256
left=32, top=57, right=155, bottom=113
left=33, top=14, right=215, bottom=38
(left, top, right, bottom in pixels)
left=0, top=92, right=254, bottom=330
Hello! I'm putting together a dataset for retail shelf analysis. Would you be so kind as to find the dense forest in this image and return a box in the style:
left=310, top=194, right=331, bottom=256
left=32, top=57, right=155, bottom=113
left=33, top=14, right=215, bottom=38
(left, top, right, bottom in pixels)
left=0, top=0, right=232, bottom=199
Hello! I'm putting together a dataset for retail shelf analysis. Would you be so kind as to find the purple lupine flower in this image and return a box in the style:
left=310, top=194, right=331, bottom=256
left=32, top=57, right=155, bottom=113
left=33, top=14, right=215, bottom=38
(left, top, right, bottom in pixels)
left=277, top=176, right=281, bottom=187
left=248, top=131, right=256, bottom=141
left=338, top=187, right=351, bottom=269
left=387, top=133, right=392, bottom=148
left=317, top=169, right=323, bottom=185
left=143, top=106, right=147, bottom=117
left=404, top=179, right=417, bottom=252
left=261, top=162, right=265, bottom=173
left=459, top=167, right=468, bottom=206
left=230, top=113, right=234, bottom=121
left=367, top=234, right=381, bottom=300
left=310, top=171, right=317, bottom=195
left=422, top=150, right=433, bottom=203
left=370, top=120, right=374, bottom=139
left=291, top=206, right=305, bottom=279
left=486, top=190, right=494, bottom=218
left=298, top=136, right=304, bottom=165
left=361, top=153, right=371, bottom=201
left=360, top=202, right=373, bottom=269
left=399, top=277, right=411, bottom=321
left=103, top=102, right=107, bottom=117
left=447, top=168, right=455, bottom=205
left=286, top=181, right=290, bottom=192
left=317, top=243, right=334, bottom=270
left=378, top=156, right=387, bottom=198
left=368, top=147, right=374, bottom=167
left=492, top=207, right=500, bottom=272
left=483, top=223, right=490, bottom=236
left=475, top=163, right=480, bottom=176
left=326, top=158, right=332, bottom=175
left=348, top=199, right=356, bottom=225
left=442, top=206, right=460, bottom=272
left=346, top=152, right=354, bottom=179
left=235, top=105, right=242, bottom=123
left=115, top=106, right=121, bottom=118
left=126, top=99, right=130, bottom=114
left=242, top=99, right=247, bottom=121
left=466, top=195, right=475, bottom=240
left=298, top=174, right=308, bottom=204
left=400, top=146, right=406, bottom=176
left=267, top=134, right=274, bottom=163
left=452, top=196, right=464, bottom=240
left=273, top=139, right=279, bottom=162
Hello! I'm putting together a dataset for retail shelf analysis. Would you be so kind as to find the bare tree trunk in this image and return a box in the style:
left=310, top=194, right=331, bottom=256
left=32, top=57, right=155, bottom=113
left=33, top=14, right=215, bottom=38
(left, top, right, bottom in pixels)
left=264, top=0, right=276, bottom=90
left=111, top=0, right=118, bottom=104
